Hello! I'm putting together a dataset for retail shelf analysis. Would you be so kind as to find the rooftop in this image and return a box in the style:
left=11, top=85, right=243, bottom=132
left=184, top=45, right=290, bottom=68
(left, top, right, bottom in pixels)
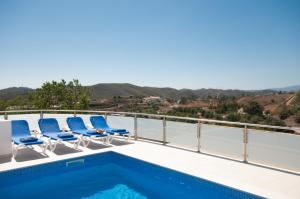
left=0, top=139, right=299, bottom=199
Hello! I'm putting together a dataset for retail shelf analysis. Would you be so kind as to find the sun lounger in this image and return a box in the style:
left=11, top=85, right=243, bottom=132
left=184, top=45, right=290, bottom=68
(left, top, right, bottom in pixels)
left=38, top=118, right=81, bottom=151
left=66, top=117, right=109, bottom=146
left=90, top=115, right=130, bottom=141
left=11, top=120, right=47, bottom=157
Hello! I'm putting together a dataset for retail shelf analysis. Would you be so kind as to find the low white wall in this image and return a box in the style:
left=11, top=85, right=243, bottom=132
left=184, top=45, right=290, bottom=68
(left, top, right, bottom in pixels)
left=0, top=120, right=12, bottom=159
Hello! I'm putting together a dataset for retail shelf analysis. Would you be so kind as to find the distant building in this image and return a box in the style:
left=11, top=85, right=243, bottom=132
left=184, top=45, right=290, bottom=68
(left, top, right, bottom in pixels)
left=143, top=96, right=162, bottom=104
left=6, top=106, right=29, bottom=110
left=238, top=108, right=245, bottom=114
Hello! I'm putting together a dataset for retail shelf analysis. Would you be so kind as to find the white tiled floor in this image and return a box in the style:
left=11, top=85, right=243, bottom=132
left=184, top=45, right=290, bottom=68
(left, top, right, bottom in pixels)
left=0, top=140, right=299, bottom=199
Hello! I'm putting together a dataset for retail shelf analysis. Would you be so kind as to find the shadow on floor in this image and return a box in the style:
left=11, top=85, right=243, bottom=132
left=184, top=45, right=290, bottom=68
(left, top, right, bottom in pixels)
left=86, top=142, right=112, bottom=150
left=14, top=148, right=48, bottom=162
left=0, top=156, right=12, bottom=164
left=52, top=144, right=81, bottom=155
left=111, top=139, right=133, bottom=146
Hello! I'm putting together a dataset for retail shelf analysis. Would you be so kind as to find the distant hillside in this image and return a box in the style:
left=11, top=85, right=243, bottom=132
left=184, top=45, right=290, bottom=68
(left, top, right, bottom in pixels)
left=88, top=83, right=276, bottom=100
left=0, top=83, right=281, bottom=101
left=271, top=85, right=300, bottom=92
left=0, top=87, right=33, bottom=100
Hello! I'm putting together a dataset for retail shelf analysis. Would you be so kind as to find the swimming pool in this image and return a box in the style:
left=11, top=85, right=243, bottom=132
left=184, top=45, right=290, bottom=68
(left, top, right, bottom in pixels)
left=0, top=152, right=261, bottom=199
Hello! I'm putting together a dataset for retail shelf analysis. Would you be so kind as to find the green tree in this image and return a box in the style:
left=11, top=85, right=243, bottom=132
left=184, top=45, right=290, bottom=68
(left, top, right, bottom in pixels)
left=227, top=113, right=241, bottom=122
left=34, top=79, right=89, bottom=109
left=179, top=97, right=188, bottom=104
left=278, top=107, right=291, bottom=120
left=264, top=116, right=285, bottom=126
left=244, top=101, right=264, bottom=116
left=0, top=100, right=7, bottom=111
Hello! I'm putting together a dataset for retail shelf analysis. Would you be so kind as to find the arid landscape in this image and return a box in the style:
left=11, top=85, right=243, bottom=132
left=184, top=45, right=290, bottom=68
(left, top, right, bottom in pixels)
left=1, top=82, right=299, bottom=127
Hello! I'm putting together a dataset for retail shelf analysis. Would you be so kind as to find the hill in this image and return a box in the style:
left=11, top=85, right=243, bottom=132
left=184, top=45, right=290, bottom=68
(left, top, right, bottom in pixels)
left=271, top=85, right=300, bottom=92
left=237, top=93, right=294, bottom=114
left=0, top=83, right=285, bottom=101
left=0, top=87, right=34, bottom=100
left=88, top=83, right=276, bottom=100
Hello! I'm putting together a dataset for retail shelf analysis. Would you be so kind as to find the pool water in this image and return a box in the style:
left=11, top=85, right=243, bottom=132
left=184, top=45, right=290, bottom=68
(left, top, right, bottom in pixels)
left=0, top=152, right=261, bottom=199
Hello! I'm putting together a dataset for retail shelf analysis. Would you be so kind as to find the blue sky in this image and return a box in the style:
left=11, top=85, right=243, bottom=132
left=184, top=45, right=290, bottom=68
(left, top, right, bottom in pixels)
left=0, top=0, right=299, bottom=90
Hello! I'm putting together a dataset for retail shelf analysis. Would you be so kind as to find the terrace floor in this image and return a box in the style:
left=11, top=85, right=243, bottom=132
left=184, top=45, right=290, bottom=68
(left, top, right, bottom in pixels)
left=0, top=139, right=299, bottom=199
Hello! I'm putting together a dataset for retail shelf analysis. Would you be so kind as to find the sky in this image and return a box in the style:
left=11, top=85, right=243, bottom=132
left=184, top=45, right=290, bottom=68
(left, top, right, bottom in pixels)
left=0, top=0, right=299, bottom=90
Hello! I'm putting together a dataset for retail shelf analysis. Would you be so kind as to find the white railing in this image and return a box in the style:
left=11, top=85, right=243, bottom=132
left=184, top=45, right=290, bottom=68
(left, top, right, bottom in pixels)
left=1, top=109, right=300, bottom=174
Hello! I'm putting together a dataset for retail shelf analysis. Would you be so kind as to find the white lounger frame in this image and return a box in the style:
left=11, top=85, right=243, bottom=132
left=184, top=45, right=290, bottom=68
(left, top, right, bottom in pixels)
left=79, top=133, right=110, bottom=147
left=12, top=130, right=48, bottom=158
left=44, top=136, right=82, bottom=152
left=34, top=129, right=82, bottom=152
left=107, top=133, right=131, bottom=143
left=12, top=141, right=48, bottom=158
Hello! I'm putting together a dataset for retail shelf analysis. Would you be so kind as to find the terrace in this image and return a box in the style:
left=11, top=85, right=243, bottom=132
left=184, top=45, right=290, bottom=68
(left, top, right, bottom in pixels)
left=0, top=110, right=300, bottom=198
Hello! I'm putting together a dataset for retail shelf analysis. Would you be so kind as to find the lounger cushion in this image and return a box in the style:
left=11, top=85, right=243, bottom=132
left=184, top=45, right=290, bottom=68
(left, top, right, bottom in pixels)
left=20, top=136, right=38, bottom=143
left=105, top=128, right=129, bottom=134
left=86, top=130, right=99, bottom=135
left=57, top=133, right=74, bottom=138
left=73, top=130, right=107, bottom=137
left=43, top=132, right=78, bottom=141
left=90, top=116, right=129, bottom=135
left=13, top=138, right=43, bottom=145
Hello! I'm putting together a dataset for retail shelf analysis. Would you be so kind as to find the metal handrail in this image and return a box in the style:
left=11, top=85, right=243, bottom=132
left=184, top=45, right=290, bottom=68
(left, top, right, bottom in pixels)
left=1, top=109, right=300, bottom=173
left=0, top=109, right=298, bottom=132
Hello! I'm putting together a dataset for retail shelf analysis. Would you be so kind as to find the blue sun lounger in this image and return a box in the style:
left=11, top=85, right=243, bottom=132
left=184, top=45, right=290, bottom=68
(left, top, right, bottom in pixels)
left=12, top=120, right=47, bottom=157
left=66, top=117, right=108, bottom=146
left=38, top=118, right=81, bottom=151
left=90, top=116, right=130, bottom=141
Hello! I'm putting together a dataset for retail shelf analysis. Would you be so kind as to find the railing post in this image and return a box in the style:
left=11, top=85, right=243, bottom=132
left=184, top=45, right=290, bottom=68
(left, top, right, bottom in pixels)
left=74, top=110, right=77, bottom=117
left=197, top=121, right=201, bottom=153
left=243, top=125, right=248, bottom=162
left=105, top=112, right=108, bottom=121
left=163, top=116, right=166, bottom=145
left=40, top=111, right=44, bottom=119
left=134, top=114, right=138, bottom=140
left=4, top=112, right=8, bottom=120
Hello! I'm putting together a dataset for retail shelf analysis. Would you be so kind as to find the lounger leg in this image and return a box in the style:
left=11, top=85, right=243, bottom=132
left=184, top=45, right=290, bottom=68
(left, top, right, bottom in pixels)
left=12, top=144, right=17, bottom=158
left=74, top=140, right=80, bottom=150
left=108, top=134, right=114, bottom=143
left=85, top=138, right=91, bottom=147
left=79, top=135, right=87, bottom=147
left=47, top=139, right=53, bottom=151
left=126, top=134, right=131, bottom=141
left=42, top=144, right=47, bottom=154
left=51, top=141, right=58, bottom=152
left=105, top=135, right=111, bottom=144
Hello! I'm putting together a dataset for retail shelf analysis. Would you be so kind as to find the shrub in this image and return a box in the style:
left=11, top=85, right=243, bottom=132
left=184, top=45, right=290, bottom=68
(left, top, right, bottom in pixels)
left=216, top=102, right=239, bottom=114
left=296, top=90, right=300, bottom=102
left=278, top=107, right=291, bottom=120
left=264, top=116, right=285, bottom=126
left=295, top=112, right=300, bottom=124
left=264, top=110, right=271, bottom=115
left=227, top=113, right=241, bottom=122
left=203, top=111, right=214, bottom=118
left=244, top=101, right=264, bottom=116
left=248, top=115, right=263, bottom=124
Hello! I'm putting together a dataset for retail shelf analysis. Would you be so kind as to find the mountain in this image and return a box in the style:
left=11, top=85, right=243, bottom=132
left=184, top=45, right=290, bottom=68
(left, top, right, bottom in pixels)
left=271, top=85, right=300, bottom=92
left=0, top=87, right=34, bottom=100
left=88, top=83, right=276, bottom=100
left=88, top=83, right=186, bottom=100
left=0, top=83, right=279, bottom=101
